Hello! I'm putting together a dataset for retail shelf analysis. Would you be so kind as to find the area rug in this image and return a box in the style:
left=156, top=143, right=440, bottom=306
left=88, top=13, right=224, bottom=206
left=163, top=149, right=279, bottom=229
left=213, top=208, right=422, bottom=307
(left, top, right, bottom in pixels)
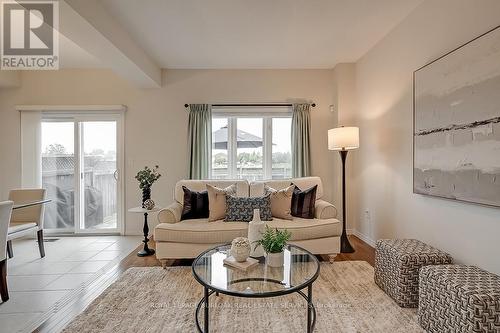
left=62, top=261, right=424, bottom=332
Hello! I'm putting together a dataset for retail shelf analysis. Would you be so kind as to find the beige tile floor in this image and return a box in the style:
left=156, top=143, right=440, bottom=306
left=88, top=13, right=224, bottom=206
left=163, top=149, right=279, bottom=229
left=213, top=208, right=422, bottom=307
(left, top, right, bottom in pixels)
left=0, top=235, right=141, bottom=333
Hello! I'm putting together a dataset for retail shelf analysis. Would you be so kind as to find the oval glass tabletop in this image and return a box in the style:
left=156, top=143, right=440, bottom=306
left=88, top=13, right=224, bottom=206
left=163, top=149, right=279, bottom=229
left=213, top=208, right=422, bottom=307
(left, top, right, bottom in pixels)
left=192, top=244, right=320, bottom=297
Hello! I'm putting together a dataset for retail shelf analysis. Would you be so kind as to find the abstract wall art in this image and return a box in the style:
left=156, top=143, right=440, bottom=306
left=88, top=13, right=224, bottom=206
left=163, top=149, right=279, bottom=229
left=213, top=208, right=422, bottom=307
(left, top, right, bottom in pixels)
left=413, top=26, right=500, bottom=207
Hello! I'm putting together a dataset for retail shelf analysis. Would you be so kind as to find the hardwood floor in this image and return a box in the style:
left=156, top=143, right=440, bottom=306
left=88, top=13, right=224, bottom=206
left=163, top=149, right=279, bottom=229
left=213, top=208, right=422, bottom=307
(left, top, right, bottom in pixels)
left=332, top=235, right=375, bottom=266
left=119, top=235, right=375, bottom=269
left=34, top=235, right=374, bottom=332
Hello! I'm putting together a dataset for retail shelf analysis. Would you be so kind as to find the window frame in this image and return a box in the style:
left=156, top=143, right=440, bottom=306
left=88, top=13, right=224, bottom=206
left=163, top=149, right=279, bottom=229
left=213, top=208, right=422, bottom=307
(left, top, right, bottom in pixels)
left=211, top=107, right=292, bottom=180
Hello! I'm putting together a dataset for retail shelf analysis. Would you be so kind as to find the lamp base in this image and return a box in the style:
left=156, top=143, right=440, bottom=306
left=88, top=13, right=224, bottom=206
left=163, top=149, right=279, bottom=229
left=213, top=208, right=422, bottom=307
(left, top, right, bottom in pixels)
left=340, top=233, right=355, bottom=253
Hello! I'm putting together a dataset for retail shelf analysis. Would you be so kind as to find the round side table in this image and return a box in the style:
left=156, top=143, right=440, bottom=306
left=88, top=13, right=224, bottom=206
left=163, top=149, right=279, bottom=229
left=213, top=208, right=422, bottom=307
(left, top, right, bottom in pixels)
left=128, top=206, right=161, bottom=257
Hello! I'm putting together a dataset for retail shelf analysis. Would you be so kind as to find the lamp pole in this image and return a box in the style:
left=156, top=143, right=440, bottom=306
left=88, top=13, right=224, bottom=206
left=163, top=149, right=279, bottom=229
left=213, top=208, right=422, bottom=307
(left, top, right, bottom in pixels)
left=340, top=149, right=355, bottom=253
left=328, top=126, right=358, bottom=253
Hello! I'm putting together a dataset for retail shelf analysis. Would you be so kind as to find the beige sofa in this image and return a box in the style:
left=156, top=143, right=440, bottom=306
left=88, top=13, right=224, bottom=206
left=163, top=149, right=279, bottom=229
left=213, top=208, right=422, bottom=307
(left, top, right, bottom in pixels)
left=154, top=177, right=340, bottom=267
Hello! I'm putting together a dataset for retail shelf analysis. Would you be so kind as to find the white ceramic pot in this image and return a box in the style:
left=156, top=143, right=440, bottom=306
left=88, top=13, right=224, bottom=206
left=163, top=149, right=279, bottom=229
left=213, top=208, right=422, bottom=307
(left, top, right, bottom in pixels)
left=230, top=237, right=251, bottom=262
left=266, top=251, right=284, bottom=267
left=248, top=209, right=265, bottom=257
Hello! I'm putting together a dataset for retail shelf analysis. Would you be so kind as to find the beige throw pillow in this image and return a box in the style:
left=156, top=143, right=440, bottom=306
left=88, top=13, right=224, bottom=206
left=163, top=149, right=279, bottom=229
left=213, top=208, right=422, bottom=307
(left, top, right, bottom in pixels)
left=206, top=184, right=237, bottom=221
left=264, top=184, right=294, bottom=220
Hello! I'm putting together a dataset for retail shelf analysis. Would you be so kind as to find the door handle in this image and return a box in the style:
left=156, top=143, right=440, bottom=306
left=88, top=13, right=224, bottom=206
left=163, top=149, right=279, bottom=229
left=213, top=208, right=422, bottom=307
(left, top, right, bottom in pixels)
left=113, top=169, right=119, bottom=181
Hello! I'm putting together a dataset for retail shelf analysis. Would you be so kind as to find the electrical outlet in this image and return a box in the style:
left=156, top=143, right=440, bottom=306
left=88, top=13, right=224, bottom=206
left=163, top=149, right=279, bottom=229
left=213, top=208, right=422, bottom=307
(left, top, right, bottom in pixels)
left=364, top=210, right=371, bottom=224
left=365, top=209, right=374, bottom=240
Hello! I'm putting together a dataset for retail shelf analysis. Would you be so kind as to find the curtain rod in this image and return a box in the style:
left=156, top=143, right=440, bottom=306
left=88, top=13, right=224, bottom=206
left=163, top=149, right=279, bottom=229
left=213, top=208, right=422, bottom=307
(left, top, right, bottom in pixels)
left=184, top=103, right=316, bottom=108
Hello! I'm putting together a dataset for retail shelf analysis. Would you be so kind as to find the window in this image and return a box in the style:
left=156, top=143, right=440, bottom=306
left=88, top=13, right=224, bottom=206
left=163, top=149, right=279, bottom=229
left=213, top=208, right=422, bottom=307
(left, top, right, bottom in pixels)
left=211, top=108, right=292, bottom=180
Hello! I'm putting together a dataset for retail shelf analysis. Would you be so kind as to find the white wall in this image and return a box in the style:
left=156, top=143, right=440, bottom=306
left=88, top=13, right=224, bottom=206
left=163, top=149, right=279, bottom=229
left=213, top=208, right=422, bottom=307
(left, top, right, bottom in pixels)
left=0, top=71, right=21, bottom=88
left=0, top=69, right=337, bottom=235
left=331, top=64, right=357, bottom=229
left=353, top=0, right=500, bottom=274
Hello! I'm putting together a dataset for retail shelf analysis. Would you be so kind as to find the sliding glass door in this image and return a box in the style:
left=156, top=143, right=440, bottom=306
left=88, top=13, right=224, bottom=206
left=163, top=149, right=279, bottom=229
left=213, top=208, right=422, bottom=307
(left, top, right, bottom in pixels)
left=41, top=121, right=76, bottom=232
left=80, top=121, right=119, bottom=232
left=41, top=114, right=123, bottom=234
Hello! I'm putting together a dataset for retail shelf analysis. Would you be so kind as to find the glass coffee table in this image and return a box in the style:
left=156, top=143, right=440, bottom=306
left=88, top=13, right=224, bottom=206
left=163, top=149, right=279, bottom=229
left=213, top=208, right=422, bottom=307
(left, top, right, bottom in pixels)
left=192, top=243, right=320, bottom=333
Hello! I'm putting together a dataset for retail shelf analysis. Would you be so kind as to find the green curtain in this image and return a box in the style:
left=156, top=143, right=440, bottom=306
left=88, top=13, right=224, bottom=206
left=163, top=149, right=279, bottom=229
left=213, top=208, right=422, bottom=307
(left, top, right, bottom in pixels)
left=187, top=104, right=212, bottom=179
left=291, top=103, right=311, bottom=177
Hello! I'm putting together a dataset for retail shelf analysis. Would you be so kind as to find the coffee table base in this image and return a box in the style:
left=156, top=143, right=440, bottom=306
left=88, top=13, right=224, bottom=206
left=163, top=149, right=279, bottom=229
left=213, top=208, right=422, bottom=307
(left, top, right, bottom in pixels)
left=195, top=284, right=316, bottom=333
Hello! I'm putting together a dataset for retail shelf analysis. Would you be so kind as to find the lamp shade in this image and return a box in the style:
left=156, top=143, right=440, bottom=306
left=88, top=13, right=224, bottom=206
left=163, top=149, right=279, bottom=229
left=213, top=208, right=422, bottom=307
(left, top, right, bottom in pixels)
left=328, top=127, right=359, bottom=151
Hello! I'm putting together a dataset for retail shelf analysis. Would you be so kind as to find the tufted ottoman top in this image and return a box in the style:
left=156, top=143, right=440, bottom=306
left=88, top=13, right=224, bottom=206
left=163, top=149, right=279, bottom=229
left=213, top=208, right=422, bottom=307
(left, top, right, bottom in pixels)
left=420, top=264, right=500, bottom=300
left=377, top=239, right=453, bottom=260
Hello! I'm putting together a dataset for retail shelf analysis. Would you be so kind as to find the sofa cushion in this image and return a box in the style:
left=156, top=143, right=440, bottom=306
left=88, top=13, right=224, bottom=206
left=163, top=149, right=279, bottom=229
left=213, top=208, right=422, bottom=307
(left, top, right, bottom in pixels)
left=264, top=184, right=294, bottom=220
left=249, top=176, right=324, bottom=200
left=155, top=219, right=248, bottom=244
left=291, top=185, right=317, bottom=219
left=225, top=195, right=272, bottom=222
left=181, top=186, right=209, bottom=220
left=268, top=217, right=341, bottom=241
left=206, top=184, right=237, bottom=222
left=174, top=180, right=249, bottom=204
left=154, top=217, right=341, bottom=244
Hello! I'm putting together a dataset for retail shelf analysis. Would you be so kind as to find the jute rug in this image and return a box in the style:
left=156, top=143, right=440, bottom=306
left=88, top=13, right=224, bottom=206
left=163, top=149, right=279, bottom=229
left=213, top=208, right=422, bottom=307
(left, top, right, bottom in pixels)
left=62, top=261, right=424, bottom=332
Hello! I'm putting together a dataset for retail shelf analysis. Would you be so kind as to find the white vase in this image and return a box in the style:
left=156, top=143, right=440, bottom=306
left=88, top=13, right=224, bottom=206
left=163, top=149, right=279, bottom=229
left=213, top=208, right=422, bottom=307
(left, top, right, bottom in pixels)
left=266, top=252, right=284, bottom=267
left=248, top=209, right=265, bottom=257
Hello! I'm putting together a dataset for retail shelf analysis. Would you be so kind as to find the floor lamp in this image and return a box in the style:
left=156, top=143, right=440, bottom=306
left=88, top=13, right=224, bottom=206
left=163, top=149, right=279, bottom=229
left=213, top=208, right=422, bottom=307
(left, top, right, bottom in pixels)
left=328, top=126, right=359, bottom=253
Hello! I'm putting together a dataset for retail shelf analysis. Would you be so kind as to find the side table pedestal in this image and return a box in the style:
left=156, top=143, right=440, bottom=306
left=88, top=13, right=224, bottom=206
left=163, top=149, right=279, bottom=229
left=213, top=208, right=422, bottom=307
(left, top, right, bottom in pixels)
left=128, top=206, right=161, bottom=257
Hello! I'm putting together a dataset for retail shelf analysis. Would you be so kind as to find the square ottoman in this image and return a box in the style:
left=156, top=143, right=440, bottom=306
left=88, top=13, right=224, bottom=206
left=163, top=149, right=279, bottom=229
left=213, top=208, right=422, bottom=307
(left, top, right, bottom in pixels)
left=374, top=239, right=453, bottom=308
left=418, top=265, right=500, bottom=333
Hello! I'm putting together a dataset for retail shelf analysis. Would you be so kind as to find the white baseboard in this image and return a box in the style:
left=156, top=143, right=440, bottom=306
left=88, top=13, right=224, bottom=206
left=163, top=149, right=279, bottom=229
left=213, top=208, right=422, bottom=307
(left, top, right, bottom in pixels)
left=347, top=228, right=376, bottom=248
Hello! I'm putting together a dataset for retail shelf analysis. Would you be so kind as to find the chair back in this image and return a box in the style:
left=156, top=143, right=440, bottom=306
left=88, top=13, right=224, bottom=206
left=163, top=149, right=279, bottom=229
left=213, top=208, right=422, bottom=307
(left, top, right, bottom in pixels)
left=9, top=189, right=47, bottom=229
left=0, top=201, right=14, bottom=262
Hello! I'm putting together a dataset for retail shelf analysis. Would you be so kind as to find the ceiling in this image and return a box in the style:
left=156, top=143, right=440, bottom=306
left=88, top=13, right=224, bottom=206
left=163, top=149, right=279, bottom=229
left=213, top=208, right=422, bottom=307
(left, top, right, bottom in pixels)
left=86, top=0, right=422, bottom=69
left=59, top=33, right=104, bottom=68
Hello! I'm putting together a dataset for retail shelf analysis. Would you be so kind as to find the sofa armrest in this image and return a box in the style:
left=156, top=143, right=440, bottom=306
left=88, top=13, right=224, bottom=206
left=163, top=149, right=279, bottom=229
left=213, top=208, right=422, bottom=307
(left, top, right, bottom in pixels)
left=314, top=200, right=338, bottom=219
left=157, top=202, right=183, bottom=224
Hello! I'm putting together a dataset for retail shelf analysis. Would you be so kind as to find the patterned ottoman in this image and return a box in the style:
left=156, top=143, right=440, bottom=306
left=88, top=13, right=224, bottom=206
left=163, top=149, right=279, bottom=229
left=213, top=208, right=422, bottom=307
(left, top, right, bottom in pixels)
left=374, top=239, right=453, bottom=308
left=418, top=265, right=500, bottom=333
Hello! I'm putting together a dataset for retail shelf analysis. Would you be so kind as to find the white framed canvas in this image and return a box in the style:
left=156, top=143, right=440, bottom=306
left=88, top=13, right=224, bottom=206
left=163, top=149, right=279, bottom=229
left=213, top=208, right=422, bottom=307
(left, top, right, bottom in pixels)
left=413, top=25, right=500, bottom=207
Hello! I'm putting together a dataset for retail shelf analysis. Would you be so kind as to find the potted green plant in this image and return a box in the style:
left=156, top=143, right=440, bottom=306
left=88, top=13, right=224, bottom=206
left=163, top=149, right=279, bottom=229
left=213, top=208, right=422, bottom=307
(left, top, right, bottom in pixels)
left=254, top=226, right=291, bottom=267
left=135, top=165, right=161, bottom=207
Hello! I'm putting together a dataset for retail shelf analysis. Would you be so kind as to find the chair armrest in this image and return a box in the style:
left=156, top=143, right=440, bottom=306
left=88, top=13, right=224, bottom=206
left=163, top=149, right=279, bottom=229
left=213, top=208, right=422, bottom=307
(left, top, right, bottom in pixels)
left=314, top=200, right=338, bottom=219
left=157, top=202, right=183, bottom=224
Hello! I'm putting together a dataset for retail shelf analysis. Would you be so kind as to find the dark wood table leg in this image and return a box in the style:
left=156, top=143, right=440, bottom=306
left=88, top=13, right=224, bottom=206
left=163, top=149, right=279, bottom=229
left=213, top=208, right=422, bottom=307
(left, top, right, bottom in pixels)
left=0, top=259, right=8, bottom=302
left=6, top=240, right=13, bottom=259
left=37, top=230, right=45, bottom=258
left=307, top=284, right=313, bottom=333
left=137, top=212, right=155, bottom=257
left=204, top=286, right=209, bottom=333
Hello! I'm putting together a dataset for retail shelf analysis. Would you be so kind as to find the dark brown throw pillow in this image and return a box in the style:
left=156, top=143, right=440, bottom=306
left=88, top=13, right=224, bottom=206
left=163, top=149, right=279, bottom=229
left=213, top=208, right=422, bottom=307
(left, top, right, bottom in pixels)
left=291, top=184, right=317, bottom=219
left=181, top=186, right=209, bottom=220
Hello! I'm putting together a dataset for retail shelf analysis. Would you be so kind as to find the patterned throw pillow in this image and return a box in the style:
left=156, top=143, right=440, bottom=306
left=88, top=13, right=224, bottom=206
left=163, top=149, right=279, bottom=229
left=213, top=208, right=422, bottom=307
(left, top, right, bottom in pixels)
left=225, top=195, right=273, bottom=222
left=181, top=186, right=209, bottom=220
left=291, top=184, right=317, bottom=219
left=264, top=184, right=294, bottom=220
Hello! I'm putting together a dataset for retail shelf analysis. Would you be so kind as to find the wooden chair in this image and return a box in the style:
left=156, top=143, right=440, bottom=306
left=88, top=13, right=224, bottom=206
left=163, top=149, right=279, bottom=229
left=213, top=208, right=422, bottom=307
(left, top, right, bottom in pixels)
left=0, top=201, right=14, bottom=302
left=7, top=189, right=47, bottom=259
